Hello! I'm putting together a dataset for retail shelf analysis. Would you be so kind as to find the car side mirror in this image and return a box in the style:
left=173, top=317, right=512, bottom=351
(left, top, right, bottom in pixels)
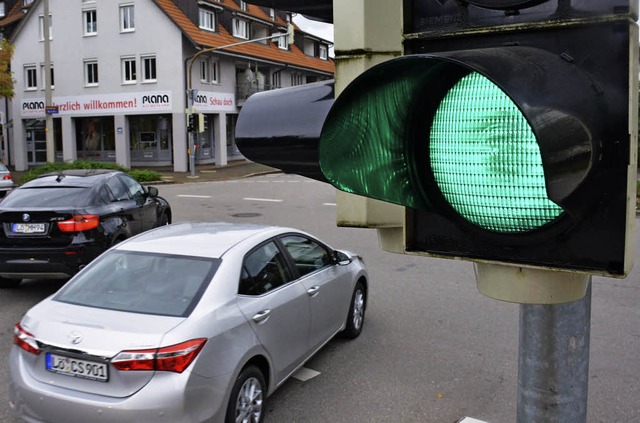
left=147, top=186, right=158, bottom=197
left=334, top=250, right=352, bottom=266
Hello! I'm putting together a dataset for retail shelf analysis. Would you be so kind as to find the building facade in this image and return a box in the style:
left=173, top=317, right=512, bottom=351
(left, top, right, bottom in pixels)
left=5, top=0, right=333, bottom=171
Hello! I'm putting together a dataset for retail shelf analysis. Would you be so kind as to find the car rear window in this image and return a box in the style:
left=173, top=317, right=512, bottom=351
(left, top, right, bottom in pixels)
left=2, top=187, right=92, bottom=207
left=54, top=250, right=220, bottom=317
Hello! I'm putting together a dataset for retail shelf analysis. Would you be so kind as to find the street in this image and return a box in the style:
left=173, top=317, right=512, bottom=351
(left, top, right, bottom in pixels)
left=1, top=173, right=638, bottom=422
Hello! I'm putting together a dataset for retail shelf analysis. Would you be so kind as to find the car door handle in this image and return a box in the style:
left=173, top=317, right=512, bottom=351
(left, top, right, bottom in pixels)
left=307, top=286, right=320, bottom=297
left=252, top=309, right=271, bottom=323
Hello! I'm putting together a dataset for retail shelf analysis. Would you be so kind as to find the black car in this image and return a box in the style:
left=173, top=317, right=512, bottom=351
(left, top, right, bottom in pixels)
left=0, top=169, right=171, bottom=288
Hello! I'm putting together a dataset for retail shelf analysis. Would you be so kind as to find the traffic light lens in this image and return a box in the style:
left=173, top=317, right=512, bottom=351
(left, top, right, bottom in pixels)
left=429, top=72, right=564, bottom=233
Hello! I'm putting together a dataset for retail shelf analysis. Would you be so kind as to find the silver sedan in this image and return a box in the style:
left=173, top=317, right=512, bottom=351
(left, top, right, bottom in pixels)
left=9, top=222, right=368, bottom=423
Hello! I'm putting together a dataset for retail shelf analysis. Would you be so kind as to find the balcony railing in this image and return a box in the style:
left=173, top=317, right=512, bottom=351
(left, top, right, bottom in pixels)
left=236, top=81, right=276, bottom=103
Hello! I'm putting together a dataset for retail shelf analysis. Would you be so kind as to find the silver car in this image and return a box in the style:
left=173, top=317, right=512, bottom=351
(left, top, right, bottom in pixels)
left=9, top=222, right=368, bottom=423
left=0, top=162, right=15, bottom=197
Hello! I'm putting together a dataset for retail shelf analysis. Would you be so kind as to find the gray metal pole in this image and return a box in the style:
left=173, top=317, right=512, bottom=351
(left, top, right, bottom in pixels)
left=43, top=0, right=55, bottom=163
left=517, top=279, right=592, bottom=422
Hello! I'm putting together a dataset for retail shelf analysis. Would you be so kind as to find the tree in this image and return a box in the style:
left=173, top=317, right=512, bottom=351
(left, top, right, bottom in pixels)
left=0, top=38, right=15, bottom=99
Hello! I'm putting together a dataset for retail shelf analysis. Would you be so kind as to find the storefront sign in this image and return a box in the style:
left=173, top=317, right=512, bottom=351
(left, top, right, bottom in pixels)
left=191, top=91, right=236, bottom=113
left=21, top=92, right=173, bottom=117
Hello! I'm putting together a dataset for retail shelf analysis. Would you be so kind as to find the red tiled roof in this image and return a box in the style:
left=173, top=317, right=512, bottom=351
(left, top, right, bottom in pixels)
left=0, top=1, right=30, bottom=29
left=153, top=0, right=334, bottom=74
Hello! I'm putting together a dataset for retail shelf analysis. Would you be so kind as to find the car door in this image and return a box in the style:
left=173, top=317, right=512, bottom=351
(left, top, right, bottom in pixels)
left=235, top=240, right=311, bottom=384
left=118, top=174, right=158, bottom=232
left=105, top=176, right=142, bottom=235
left=279, top=234, right=352, bottom=351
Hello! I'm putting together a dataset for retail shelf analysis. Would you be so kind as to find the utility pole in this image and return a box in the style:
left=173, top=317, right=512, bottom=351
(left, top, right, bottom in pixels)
left=43, top=0, right=54, bottom=163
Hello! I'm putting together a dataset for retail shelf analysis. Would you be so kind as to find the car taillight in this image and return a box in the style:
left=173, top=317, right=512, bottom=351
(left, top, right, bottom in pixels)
left=14, top=323, right=41, bottom=355
left=3, top=174, right=12, bottom=180
left=57, top=215, right=100, bottom=232
left=111, top=339, right=207, bottom=373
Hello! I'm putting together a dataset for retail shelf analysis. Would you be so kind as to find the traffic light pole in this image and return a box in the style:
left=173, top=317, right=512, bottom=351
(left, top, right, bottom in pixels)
left=517, top=281, right=592, bottom=422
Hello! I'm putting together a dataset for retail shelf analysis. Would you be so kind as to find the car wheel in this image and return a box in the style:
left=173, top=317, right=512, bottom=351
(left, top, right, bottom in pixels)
left=342, top=281, right=366, bottom=339
left=225, top=365, right=266, bottom=423
left=159, top=213, right=169, bottom=227
left=0, top=277, right=22, bottom=289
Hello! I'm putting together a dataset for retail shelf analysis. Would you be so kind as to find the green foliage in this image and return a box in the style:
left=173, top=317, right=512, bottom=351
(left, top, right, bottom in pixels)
left=0, top=39, right=15, bottom=98
left=19, top=161, right=161, bottom=184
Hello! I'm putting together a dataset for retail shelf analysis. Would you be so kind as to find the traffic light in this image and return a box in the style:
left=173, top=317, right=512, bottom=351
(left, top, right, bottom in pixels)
left=237, top=6, right=637, bottom=277
left=197, top=113, right=206, bottom=133
left=186, top=113, right=195, bottom=132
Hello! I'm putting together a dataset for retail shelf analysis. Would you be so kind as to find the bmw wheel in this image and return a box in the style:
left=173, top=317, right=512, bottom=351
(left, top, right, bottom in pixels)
left=226, top=365, right=266, bottom=423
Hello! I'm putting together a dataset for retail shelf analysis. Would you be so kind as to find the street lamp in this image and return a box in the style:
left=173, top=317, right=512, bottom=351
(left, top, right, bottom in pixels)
left=185, top=24, right=294, bottom=177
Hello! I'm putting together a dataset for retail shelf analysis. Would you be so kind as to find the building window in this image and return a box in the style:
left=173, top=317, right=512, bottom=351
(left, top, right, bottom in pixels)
left=199, top=8, right=215, bottom=31
left=200, top=59, right=209, bottom=83
left=84, top=60, right=99, bottom=86
left=291, top=72, right=303, bottom=86
left=23, top=0, right=34, bottom=6
left=120, top=4, right=135, bottom=32
left=142, top=55, right=157, bottom=82
left=319, top=45, right=328, bottom=60
left=40, top=64, right=54, bottom=89
left=24, top=65, right=37, bottom=90
left=83, top=9, right=97, bottom=36
left=269, top=8, right=275, bottom=20
left=211, top=59, right=219, bottom=83
left=232, top=18, right=249, bottom=39
left=121, top=57, right=136, bottom=84
left=38, top=14, right=53, bottom=41
left=0, top=3, right=5, bottom=18
left=272, top=71, right=281, bottom=89
left=240, top=1, right=248, bottom=11
left=278, top=33, right=288, bottom=50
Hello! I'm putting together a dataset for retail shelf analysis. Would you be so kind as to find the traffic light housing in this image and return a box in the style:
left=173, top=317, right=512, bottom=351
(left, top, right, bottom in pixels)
left=237, top=7, right=637, bottom=278
left=187, top=113, right=195, bottom=132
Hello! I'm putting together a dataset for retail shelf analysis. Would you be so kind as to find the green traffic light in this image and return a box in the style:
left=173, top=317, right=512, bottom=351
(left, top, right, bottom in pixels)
left=429, top=72, right=563, bottom=233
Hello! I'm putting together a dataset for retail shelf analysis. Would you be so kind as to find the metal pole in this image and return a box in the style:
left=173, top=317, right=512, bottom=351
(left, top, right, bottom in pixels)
left=43, top=0, right=54, bottom=163
left=187, top=90, right=196, bottom=177
left=517, top=279, right=592, bottom=422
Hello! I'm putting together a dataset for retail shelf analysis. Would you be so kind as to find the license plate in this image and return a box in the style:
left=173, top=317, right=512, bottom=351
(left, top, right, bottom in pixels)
left=45, top=353, right=109, bottom=382
left=12, top=223, right=46, bottom=234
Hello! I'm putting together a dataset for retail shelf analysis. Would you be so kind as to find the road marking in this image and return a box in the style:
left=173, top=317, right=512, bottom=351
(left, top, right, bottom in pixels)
left=458, top=418, right=491, bottom=423
left=177, top=195, right=212, bottom=198
left=322, top=203, right=336, bottom=206
left=243, top=197, right=283, bottom=202
left=292, top=367, right=321, bottom=382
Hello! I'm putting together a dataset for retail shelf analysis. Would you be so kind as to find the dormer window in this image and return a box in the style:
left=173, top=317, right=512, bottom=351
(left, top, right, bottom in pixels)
left=240, top=1, right=248, bottom=11
left=199, top=8, right=216, bottom=31
left=232, top=18, right=249, bottom=39
left=319, top=45, right=328, bottom=60
left=269, top=8, right=275, bottom=20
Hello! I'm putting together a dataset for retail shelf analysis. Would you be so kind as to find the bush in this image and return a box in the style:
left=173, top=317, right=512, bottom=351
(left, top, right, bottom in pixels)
left=20, top=161, right=161, bottom=184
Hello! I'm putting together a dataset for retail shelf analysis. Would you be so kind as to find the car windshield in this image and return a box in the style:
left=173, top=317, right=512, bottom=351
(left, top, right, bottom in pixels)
left=2, top=187, right=91, bottom=207
left=54, top=250, right=220, bottom=317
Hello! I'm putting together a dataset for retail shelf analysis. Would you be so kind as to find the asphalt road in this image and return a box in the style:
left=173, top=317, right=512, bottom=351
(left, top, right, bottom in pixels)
left=1, top=174, right=638, bottom=423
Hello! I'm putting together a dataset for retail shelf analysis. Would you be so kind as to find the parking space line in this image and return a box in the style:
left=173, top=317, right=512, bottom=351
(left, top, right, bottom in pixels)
left=177, top=195, right=212, bottom=198
left=243, top=197, right=283, bottom=202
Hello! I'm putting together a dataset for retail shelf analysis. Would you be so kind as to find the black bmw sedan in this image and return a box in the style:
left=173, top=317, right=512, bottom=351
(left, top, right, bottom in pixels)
left=0, top=169, right=171, bottom=288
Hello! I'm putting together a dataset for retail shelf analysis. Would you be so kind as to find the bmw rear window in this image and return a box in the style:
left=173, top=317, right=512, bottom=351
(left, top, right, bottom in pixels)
left=2, top=187, right=92, bottom=207
left=54, top=250, right=220, bottom=317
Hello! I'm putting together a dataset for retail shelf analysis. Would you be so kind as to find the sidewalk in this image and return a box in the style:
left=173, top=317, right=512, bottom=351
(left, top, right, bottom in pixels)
left=145, top=160, right=280, bottom=184
left=8, top=160, right=280, bottom=186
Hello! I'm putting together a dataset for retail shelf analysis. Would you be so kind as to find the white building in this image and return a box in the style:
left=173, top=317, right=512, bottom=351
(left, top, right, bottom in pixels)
left=6, top=0, right=333, bottom=171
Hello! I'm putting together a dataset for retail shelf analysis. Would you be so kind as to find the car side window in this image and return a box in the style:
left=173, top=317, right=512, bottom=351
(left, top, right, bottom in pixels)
left=280, top=235, right=332, bottom=277
left=106, top=177, right=130, bottom=201
left=97, top=185, right=115, bottom=204
left=239, top=241, right=292, bottom=296
left=119, top=175, right=146, bottom=200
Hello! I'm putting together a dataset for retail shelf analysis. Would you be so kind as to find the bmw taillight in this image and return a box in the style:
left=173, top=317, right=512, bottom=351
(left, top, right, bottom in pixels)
left=57, top=215, right=100, bottom=232
left=3, top=174, right=12, bottom=180
left=14, top=323, right=41, bottom=355
left=111, top=339, right=207, bottom=373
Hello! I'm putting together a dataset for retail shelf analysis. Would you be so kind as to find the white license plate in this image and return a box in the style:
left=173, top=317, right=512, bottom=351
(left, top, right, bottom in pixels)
left=45, top=353, right=109, bottom=382
left=12, top=223, right=46, bottom=234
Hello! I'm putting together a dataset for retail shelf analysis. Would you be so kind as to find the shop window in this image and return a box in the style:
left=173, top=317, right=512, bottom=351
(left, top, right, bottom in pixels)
left=76, top=117, right=115, bottom=160
left=129, top=115, right=172, bottom=162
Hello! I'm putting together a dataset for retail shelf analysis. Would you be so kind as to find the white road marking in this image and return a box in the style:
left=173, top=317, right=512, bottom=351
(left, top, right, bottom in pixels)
left=243, top=197, right=283, bottom=202
left=322, top=203, right=336, bottom=206
left=177, top=195, right=212, bottom=198
left=458, top=418, right=491, bottom=423
left=292, top=367, right=321, bottom=382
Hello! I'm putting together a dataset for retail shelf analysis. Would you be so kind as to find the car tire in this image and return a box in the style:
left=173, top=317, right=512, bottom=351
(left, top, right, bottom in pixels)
left=0, top=277, right=22, bottom=289
left=225, top=365, right=266, bottom=423
left=341, top=281, right=366, bottom=339
left=159, top=213, right=169, bottom=227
